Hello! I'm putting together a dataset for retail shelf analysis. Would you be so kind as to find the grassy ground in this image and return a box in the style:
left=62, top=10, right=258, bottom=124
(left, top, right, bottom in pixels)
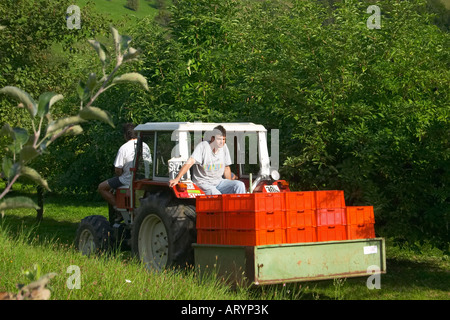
left=0, top=188, right=449, bottom=300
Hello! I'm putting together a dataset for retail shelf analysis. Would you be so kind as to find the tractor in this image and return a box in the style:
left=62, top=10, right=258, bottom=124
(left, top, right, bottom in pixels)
left=75, top=122, right=386, bottom=285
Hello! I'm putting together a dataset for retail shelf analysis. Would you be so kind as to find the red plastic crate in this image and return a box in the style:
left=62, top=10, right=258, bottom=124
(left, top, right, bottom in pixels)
left=222, top=193, right=284, bottom=212
left=196, top=212, right=225, bottom=229
left=224, top=211, right=286, bottom=230
left=196, top=195, right=223, bottom=213
left=316, top=208, right=347, bottom=226
left=317, top=225, right=347, bottom=242
left=315, top=190, right=345, bottom=209
left=197, top=229, right=226, bottom=244
left=285, top=191, right=316, bottom=210
left=286, top=209, right=316, bottom=227
left=226, top=229, right=286, bottom=246
left=346, top=206, right=375, bottom=225
left=347, top=223, right=375, bottom=240
left=286, top=226, right=317, bottom=243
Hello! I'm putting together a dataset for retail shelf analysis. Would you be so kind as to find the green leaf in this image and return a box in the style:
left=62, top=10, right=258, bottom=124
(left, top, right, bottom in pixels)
left=110, top=25, right=120, bottom=53
left=46, top=115, right=85, bottom=134
left=20, top=166, right=50, bottom=191
left=65, top=125, right=84, bottom=135
left=19, top=146, right=39, bottom=163
left=77, top=81, right=90, bottom=103
left=0, top=123, right=14, bottom=139
left=123, top=47, right=140, bottom=62
left=0, top=86, right=37, bottom=118
left=79, top=106, right=114, bottom=127
left=120, top=35, right=132, bottom=52
left=12, top=127, right=29, bottom=146
left=86, top=73, right=97, bottom=92
left=88, top=40, right=108, bottom=65
left=0, top=196, right=39, bottom=211
left=37, top=92, right=63, bottom=117
left=112, top=72, right=149, bottom=91
left=2, top=157, right=13, bottom=179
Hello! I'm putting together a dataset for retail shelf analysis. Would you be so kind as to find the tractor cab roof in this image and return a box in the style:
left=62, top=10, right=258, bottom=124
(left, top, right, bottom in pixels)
left=134, top=122, right=267, bottom=133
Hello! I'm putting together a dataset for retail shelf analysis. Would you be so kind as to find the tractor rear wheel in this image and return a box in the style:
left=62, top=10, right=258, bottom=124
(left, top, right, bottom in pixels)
left=131, top=192, right=196, bottom=271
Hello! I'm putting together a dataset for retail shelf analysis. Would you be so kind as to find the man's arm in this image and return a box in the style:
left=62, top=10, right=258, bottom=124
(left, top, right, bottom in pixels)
left=169, top=157, right=196, bottom=187
left=115, top=167, right=123, bottom=176
left=223, top=166, right=232, bottom=180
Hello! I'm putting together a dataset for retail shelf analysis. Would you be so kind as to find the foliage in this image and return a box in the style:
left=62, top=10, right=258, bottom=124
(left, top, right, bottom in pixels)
left=120, top=0, right=448, bottom=248
left=0, top=26, right=148, bottom=211
left=1, top=0, right=448, bottom=248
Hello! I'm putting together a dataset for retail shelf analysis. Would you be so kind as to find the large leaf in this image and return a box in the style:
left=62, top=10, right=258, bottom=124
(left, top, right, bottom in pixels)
left=37, top=92, right=63, bottom=117
left=79, top=107, right=114, bottom=127
left=123, top=47, right=140, bottom=62
left=110, top=26, right=120, bottom=53
left=2, top=157, right=14, bottom=179
left=0, top=123, right=14, bottom=139
left=65, top=125, right=83, bottom=136
left=86, top=73, right=97, bottom=92
left=77, top=80, right=90, bottom=103
left=20, top=166, right=50, bottom=191
left=112, top=73, right=149, bottom=91
left=19, top=146, right=39, bottom=163
left=12, top=127, right=29, bottom=146
left=0, top=196, right=39, bottom=211
left=46, top=115, right=84, bottom=134
left=88, top=40, right=108, bottom=65
left=0, top=86, right=37, bottom=118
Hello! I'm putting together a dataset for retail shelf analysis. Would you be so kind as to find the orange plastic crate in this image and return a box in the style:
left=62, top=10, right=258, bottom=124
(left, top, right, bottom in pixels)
left=224, top=211, right=286, bottom=230
left=285, top=191, right=316, bottom=210
left=226, top=229, right=286, bottom=246
left=222, top=193, right=284, bottom=212
left=196, top=212, right=225, bottom=229
left=286, top=226, right=317, bottom=243
left=196, top=195, right=223, bottom=213
left=315, top=190, right=345, bottom=209
left=346, top=206, right=375, bottom=225
left=286, top=209, right=316, bottom=227
left=347, top=223, right=375, bottom=240
left=317, top=225, right=347, bottom=242
left=316, top=208, right=347, bottom=226
left=197, top=229, right=226, bottom=244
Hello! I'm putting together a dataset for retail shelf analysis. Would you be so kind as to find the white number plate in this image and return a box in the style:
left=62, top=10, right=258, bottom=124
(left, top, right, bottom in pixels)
left=264, top=185, right=280, bottom=193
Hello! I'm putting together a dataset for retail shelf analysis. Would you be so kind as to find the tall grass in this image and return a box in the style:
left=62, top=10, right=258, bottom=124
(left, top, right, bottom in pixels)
left=1, top=189, right=448, bottom=300
left=0, top=222, right=248, bottom=300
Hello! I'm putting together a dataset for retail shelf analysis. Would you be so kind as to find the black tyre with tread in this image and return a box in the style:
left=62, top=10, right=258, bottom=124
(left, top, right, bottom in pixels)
left=131, top=191, right=196, bottom=271
left=75, top=215, right=114, bottom=255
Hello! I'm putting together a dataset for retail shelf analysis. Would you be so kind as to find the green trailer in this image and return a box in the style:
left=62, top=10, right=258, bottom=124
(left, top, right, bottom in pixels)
left=193, top=238, right=386, bottom=285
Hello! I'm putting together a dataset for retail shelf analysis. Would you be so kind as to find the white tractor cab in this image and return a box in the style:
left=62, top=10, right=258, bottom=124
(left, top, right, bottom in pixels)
left=133, top=121, right=283, bottom=196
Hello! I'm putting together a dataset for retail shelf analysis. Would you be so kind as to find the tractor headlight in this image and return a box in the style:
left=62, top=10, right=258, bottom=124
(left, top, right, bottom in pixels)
left=270, top=170, right=280, bottom=181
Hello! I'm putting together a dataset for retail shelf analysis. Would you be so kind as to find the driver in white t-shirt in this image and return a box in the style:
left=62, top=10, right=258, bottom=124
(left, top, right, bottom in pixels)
left=169, top=125, right=246, bottom=195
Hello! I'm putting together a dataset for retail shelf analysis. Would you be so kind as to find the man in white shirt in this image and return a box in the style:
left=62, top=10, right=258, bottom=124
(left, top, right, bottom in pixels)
left=169, top=125, right=245, bottom=195
left=98, top=123, right=151, bottom=206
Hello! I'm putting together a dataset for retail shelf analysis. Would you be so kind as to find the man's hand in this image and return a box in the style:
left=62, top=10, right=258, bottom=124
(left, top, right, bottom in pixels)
left=169, top=177, right=179, bottom=187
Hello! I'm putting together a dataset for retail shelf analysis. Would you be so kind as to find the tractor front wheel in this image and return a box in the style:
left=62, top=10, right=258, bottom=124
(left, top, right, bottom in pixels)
left=75, top=215, right=113, bottom=256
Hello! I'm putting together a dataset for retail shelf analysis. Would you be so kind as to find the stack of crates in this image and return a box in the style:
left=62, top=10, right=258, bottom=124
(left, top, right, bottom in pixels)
left=196, top=190, right=376, bottom=246
left=346, top=206, right=375, bottom=240
left=315, top=190, right=347, bottom=242
left=196, top=193, right=286, bottom=246
left=285, top=191, right=317, bottom=243
left=196, top=195, right=226, bottom=244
